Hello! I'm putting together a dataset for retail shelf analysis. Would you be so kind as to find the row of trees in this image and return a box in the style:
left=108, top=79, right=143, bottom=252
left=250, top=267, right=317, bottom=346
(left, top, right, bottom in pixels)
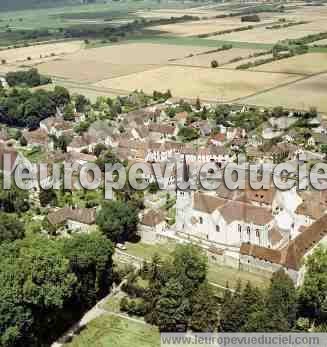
left=0, top=232, right=114, bottom=346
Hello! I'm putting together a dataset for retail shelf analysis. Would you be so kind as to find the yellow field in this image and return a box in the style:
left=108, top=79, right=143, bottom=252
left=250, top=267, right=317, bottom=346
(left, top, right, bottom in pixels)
left=94, top=65, right=301, bottom=102
left=35, top=42, right=212, bottom=82
left=170, top=48, right=264, bottom=67
left=242, top=73, right=327, bottom=113
left=207, top=21, right=325, bottom=44
left=250, top=53, right=327, bottom=75
left=149, top=16, right=274, bottom=37
left=37, top=59, right=157, bottom=83
left=0, top=41, right=84, bottom=64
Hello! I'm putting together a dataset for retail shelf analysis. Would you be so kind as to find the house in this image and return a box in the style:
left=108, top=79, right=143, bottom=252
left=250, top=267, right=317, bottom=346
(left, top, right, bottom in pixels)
left=148, top=123, right=176, bottom=140
left=209, top=133, right=226, bottom=146
left=64, top=151, right=97, bottom=166
left=22, top=129, right=50, bottom=149
left=190, top=121, right=212, bottom=137
left=175, top=111, right=188, bottom=125
left=139, top=209, right=167, bottom=243
left=0, top=77, right=8, bottom=89
left=40, top=116, right=73, bottom=137
left=47, top=207, right=96, bottom=234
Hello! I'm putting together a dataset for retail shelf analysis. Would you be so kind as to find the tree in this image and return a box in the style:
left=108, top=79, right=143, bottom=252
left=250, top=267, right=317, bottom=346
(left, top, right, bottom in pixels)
left=155, top=278, right=189, bottom=332
left=172, top=244, right=207, bottom=297
left=19, top=135, right=27, bottom=146
left=74, top=94, right=89, bottom=113
left=93, top=143, right=107, bottom=157
left=39, top=188, right=57, bottom=207
left=62, top=232, right=114, bottom=309
left=0, top=213, right=24, bottom=243
left=178, top=126, right=199, bottom=142
left=190, top=283, right=219, bottom=332
left=96, top=200, right=139, bottom=242
left=55, top=134, right=71, bottom=152
left=195, top=97, right=201, bottom=110
left=51, top=86, right=70, bottom=107
left=0, top=236, right=77, bottom=346
left=298, top=246, right=327, bottom=322
left=211, top=60, right=219, bottom=68
left=266, top=269, right=297, bottom=330
left=63, top=103, right=75, bottom=121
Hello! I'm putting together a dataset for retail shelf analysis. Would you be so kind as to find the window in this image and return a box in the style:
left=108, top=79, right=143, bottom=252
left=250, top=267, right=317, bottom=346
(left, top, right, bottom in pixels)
left=216, top=225, right=220, bottom=232
left=199, top=217, right=203, bottom=224
left=256, top=229, right=260, bottom=238
left=238, top=224, right=242, bottom=232
left=247, top=226, right=251, bottom=234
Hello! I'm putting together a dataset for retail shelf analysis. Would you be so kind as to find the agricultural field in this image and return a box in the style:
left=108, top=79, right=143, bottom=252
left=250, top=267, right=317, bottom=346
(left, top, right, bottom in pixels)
left=0, top=41, right=84, bottom=64
left=207, top=20, right=326, bottom=44
left=149, top=16, right=275, bottom=37
left=170, top=48, right=265, bottom=67
left=94, top=65, right=301, bottom=102
left=250, top=53, right=327, bottom=75
left=241, top=73, right=327, bottom=113
left=310, top=38, right=327, bottom=46
left=35, top=42, right=212, bottom=82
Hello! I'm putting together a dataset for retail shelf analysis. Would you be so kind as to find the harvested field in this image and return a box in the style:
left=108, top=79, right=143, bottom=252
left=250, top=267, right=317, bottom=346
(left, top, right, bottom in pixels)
left=170, top=48, right=264, bottom=67
left=37, top=59, right=157, bottom=83
left=207, top=21, right=326, bottom=44
left=149, top=17, right=272, bottom=37
left=0, top=41, right=84, bottom=64
left=68, top=42, right=209, bottom=64
left=225, top=53, right=274, bottom=69
left=94, top=65, right=301, bottom=102
left=36, top=42, right=211, bottom=82
left=250, top=53, right=327, bottom=75
left=241, top=73, right=327, bottom=113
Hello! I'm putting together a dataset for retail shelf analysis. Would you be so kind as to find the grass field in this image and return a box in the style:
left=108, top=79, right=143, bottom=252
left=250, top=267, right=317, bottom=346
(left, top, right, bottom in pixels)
left=171, top=48, right=264, bottom=67
left=242, top=72, right=327, bottom=113
left=95, top=65, right=301, bottom=101
left=65, top=315, right=160, bottom=347
left=124, top=241, right=269, bottom=289
left=250, top=52, right=327, bottom=75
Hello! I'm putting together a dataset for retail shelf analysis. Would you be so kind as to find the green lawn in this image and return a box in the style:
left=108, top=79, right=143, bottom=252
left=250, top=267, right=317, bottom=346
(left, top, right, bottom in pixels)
left=124, top=241, right=269, bottom=289
left=208, top=264, right=269, bottom=289
left=65, top=315, right=160, bottom=347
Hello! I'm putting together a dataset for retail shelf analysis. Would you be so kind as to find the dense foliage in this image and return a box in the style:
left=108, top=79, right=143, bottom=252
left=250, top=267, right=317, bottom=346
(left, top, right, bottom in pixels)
left=0, top=232, right=114, bottom=347
left=0, top=86, right=70, bottom=129
left=6, top=68, right=51, bottom=88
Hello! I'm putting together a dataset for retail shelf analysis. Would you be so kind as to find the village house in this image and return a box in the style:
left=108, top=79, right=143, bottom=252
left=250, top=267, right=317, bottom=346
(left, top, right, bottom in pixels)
left=47, top=207, right=96, bottom=234
left=139, top=209, right=167, bottom=244
left=23, top=128, right=51, bottom=149
left=40, top=116, right=73, bottom=138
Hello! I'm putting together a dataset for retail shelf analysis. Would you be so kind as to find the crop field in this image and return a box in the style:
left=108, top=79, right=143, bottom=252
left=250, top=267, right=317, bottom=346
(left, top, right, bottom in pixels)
left=207, top=21, right=326, bottom=44
left=250, top=53, right=327, bottom=75
left=241, top=73, right=327, bottom=113
left=149, top=16, right=274, bottom=37
left=94, top=65, right=301, bottom=102
left=34, top=42, right=213, bottom=82
left=37, top=59, right=157, bottom=83
left=170, top=48, right=265, bottom=67
left=0, top=41, right=84, bottom=64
